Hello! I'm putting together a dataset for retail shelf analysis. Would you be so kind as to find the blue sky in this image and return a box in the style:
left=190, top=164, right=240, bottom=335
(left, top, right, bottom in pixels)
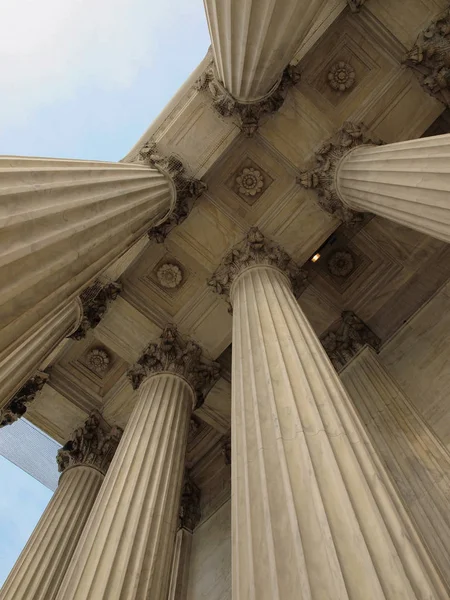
left=0, top=0, right=210, bottom=586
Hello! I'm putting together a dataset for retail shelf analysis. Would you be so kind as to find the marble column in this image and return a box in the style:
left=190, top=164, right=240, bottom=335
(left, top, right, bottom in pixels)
left=341, top=346, right=450, bottom=587
left=298, top=123, right=450, bottom=241
left=0, top=412, right=122, bottom=600
left=203, top=0, right=328, bottom=102
left=209, top=227, right=448, bottom=600
left=0, top=298, right=81, bottom=410
left=54, top=326, right=219, bottom=600
left=167, top=473, right=201, bottom=600
left=0, top=371, right=49, bottom=427
left=0, top=156, right=175, bottom=391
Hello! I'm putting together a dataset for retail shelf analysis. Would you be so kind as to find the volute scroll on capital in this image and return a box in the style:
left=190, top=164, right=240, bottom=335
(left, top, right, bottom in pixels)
left=138, top=141, right=207, bottom=243
left=208, top=227, right=308, bottom=311
left=71, top=281, right=122, bottom=340
left=127, top=325, right=220, bottom=408
left=57, top=411, right=123, bottom=476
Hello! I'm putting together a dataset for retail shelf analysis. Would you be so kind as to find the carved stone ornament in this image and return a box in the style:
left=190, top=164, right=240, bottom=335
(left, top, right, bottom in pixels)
left=194, top=63, right=301, bottom=137
left=404, top=8, right=450, bottom=106
left=327, top=250, right=355, bottom=277
left=328, top=62, right=356, bottom=91
left=320, top=311, right=381, bottom=372
left=71, top=281, right=122, bottom=340
left=127, top=325, right=220, bottom=407
left=0, top=372, right=49, bottom=428
left=156, top=263, right=183, bottom=289
left=208, top=228, right=308, bottom=311
left=297, top=121, right=381, bottom=222
left=139, top=141, right=207, bottom=243
left=57, top=411, right=123, bottom=475
left=87, top=347, right=111, bottom=375
left=179, top=471, right=201, bottom=532
left=222, top=436, right=231, bottom=466
left=236, top=167, right=264, bottom=197
left=347, top=0, right=367, bottom=12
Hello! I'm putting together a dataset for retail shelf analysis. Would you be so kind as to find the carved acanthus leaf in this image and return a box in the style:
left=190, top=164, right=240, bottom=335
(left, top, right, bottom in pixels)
left=71, top=282, right=122, bottom=340
left=320, top=311, right=381, bottom=372
left=127, top=325, right=220, bottom=407
left=0, top=372, right=49, bottom=428
left=139, top=141, right=207, bottom=242
left=347, top=0, right=367, bottom=12
left=404, top=8, right=450, bottom=106
left=57, top=411, right=123, bottom=475
left=195, top=64, right=301, bottom=137
left=297, top=121, right=381, bottom=222
left=208, top=228, right=308, bottom=310
left=179, top=471, right=201, bottom=532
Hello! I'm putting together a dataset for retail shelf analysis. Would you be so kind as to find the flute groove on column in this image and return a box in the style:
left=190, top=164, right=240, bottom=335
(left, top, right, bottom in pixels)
left=209, top=228, right=449, bottom=600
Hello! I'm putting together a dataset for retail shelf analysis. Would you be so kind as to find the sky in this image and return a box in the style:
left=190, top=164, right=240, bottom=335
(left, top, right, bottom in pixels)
left=0, top=0, right=210, bottom=586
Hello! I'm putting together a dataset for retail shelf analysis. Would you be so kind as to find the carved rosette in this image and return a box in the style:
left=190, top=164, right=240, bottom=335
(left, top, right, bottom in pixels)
left=347, top=0, right=367, bottom=12
left=127, top=325, right=220, bottom=407
left=139, top=142, right=207, bottom=242
left=71, top=281, right=122, bottom=340
left=208, top=228, right=308, bottom=310
left=0, top=372, right=49, bottom=428
left=194, top=64, right=301, bottom=137
left=320, top=311, right=381, bottom=372
left=327, top=62, right=355, bottom=91
left=404, top=8, right=450, bottom=106
left=297, top=121, right=381, bottom=222
left=179, top=471, right=201, bottom=532
left=57, top=411, right=123, bottom=476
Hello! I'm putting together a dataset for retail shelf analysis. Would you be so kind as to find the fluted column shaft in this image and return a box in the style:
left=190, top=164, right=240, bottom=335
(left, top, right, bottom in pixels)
left=0, top=156, right=174, bottom=379
left=0, top=299, right=81, bottom=409
left=0, top=465, right=103, bottom=600
left=55, top=374, right=193, bottom=600
left=167, top=529, right=193, bottom=600
left=335, top=134, right=450, bottom=243
left=341, top=346, right=450, bottom=586
left=231, top=264, right=447, bottom=599
left=203, top=0, right=328, bottom=101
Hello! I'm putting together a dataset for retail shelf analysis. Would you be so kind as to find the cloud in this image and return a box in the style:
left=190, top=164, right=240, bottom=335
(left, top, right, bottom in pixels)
left=0, top=0, right=209, bottom=131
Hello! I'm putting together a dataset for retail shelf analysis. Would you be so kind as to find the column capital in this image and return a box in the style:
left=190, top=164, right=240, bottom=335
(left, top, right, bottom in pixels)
left=208, top=227, right=308, bottom=309
left=71, top=281, right=122, bottom=340
left=404, top=7, right=450, bottom=106
left=0, top=371, right=49, bottom=427
left=127, top=325, right=220, bottom=407
left=57, top=411, right=123, bottom=476
left=195, top=63, right=301, bottom=137
left=320, top=311, right=381, bottom=372
left=297, top=121, right=381, bottom=221
left=179, top=471, right=201, bottom=532
left=347, top=0, right=367, bottom=12
left=139, top=142, right=207, bottom=242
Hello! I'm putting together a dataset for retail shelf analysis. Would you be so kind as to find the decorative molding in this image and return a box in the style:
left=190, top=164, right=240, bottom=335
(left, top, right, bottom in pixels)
left=0, top=372, right=49, bottom=428
left=347, top=0, right=367, bottom=12
left=208, top=227, right=308, bottom=310
left=194, top=64, right=301, bottom=137
left=320, top=311, right=381, bottom=371
left=156, top=263, right=183, bottom=289
left=327, top=62, right=356, bottom=91
left=86, top=347, right=111, bottom=375
left=179, top=471, right=201, bottom=532
left=72, top=282, right=122, bottom=340
left=297, top=121, right=381, bottom=222
left=127, top=325, right=220, bottom=407
left=327, top=250, right=355, bottom=277
left=404, top=8, right=450, bottom=106
left=139, top=142, right=207, bottom=242
left=222, top=436, right=231, bottom=466
left=57, top=411, right=123, bottom=475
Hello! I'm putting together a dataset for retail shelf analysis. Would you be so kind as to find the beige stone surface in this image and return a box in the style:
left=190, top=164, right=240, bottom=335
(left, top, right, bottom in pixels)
left=186, top=500, right=231, bottom=600
left=381, top=281, right=450, bottom=448
left=0, top=465, right=103, bottom=600
left=231, top=263, right=447, bottom=599
left=55, top=374, right=193, bottom=600
left=336, top=135, right=450, bottom=243
left=168, top=529, right=193, bottom=600
left=203, top=0, right=328, bottom=101
left=342, top=346, right=450, bottom=586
